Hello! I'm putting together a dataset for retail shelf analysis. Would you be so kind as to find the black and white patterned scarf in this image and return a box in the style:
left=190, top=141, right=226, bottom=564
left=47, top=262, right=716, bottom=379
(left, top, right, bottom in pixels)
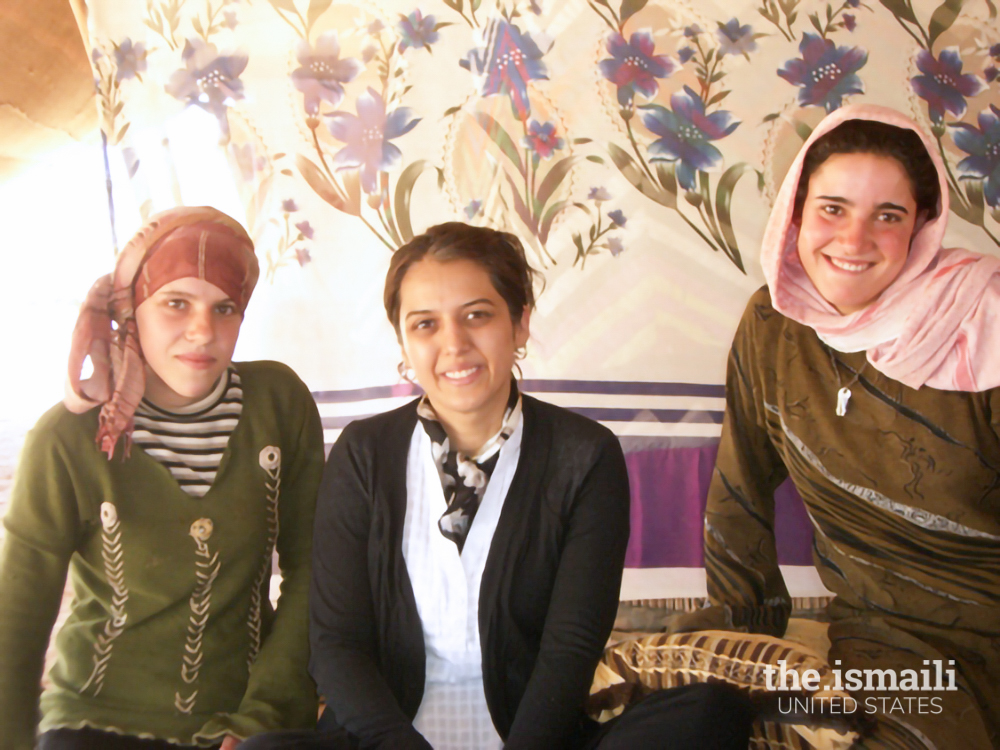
left=416, top=381, right=522, bottom=552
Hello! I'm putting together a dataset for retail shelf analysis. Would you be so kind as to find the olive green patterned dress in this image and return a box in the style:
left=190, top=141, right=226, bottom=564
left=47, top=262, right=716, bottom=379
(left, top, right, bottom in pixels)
left=705, top=286, right=1000, bottom=750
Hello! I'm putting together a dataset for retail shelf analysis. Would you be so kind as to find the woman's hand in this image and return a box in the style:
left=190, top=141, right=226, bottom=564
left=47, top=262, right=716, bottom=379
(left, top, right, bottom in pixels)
left=220, top=736, right=240, bottom=750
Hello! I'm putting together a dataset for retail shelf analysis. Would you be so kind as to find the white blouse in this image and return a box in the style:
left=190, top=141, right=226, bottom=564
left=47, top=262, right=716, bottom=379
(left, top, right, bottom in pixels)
left=402, top=416, right=524, bottom=750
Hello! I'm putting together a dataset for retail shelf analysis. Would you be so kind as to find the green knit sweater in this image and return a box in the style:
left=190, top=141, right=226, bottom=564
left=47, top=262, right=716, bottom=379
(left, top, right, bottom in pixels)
left=0, top=361, right=324, bottom=749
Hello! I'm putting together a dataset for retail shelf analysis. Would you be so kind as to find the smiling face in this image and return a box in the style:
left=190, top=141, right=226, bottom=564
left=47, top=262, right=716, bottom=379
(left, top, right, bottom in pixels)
left=796, top=152, right=921, bottom=315
left=399, top=257, right=530, bottom=439
left=134, top=276, right=242, bottom=409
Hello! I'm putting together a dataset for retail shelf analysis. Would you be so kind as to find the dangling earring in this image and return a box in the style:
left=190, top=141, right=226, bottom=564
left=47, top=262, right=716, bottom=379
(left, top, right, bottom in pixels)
left=512, top=345, right=527, bottom=380
left=397, top=361, right=417, bottom=385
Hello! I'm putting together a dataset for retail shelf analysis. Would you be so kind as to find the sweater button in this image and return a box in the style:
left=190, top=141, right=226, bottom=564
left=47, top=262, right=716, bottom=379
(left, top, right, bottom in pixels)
left=189, top=518, right=214, bottom=542
left=100, top=502, right=118, bottom=531
left=259, top=445, right=281, bottom=470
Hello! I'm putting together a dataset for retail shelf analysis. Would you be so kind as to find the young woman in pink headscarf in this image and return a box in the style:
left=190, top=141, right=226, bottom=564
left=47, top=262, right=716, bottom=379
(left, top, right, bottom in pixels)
left=702, top=105, right=1000, bottom=748
left=0, top=207, right=324, bottom=749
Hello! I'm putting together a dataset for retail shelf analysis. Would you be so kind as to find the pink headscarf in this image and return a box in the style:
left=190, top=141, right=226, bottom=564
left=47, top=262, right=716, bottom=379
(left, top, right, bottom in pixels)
left=64, top=206, right=257, bottom=458
left=761, top=104, right=1000, bottom=392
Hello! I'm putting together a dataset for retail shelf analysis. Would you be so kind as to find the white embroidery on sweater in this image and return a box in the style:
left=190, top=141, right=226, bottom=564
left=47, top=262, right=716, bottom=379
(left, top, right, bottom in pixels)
left=247, top=446, right=281, bottom=668
left=80, top=503, right=130, bottom=696
left=175, top=518, right=220, bottom=714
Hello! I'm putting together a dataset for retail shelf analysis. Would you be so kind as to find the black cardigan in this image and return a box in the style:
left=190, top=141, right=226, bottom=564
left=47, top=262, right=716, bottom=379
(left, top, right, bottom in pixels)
left=308, top=394, right=631, bottom=750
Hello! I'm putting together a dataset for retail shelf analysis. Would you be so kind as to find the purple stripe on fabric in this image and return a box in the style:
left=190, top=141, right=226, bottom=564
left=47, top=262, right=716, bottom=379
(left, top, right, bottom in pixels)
left=312, top=379, right=724, bottom=403
left=623, top=444, right=814, bottom=568
left=623, top=444, right=717, bottom=568
left=519, top=379, right=725, bottom=397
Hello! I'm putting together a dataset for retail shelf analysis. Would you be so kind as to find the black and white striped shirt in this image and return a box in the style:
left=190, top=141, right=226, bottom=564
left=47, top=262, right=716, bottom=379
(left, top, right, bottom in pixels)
left=132, top=369, right=243, bottom=497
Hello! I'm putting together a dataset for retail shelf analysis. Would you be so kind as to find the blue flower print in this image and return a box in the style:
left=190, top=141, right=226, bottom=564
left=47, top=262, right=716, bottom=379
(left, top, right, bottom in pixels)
left=291, top=32, right=363, bottom=115
left=114, top=38, right=148, bottom=83
left=523, top=120, right=564, bottom=163
left=397, top=9, right=439, bottom=53
left=911, top=48, right=984, bottom=125
left=464, top=199, right=483, bottom=219
left=295, top=220, right=315, bottom=239
left=777, top=33, right=867, bottom=113
left=460, top=18, right=548, bottom=120
left=326, top=87, right=421, bottom=193
left=640, top=86, right=740, bottom=191
left=715, top=19, right=756, bottom=58
left=952, top=105, right=1000, bottom=206
left=599, top=30, right=677, bottom=108
left=165, top=39, right=249, bottom=135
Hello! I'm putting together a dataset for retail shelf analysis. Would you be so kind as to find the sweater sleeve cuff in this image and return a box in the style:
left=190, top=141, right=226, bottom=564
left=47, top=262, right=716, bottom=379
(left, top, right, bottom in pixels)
left=193, top=709, right=278, bottom=743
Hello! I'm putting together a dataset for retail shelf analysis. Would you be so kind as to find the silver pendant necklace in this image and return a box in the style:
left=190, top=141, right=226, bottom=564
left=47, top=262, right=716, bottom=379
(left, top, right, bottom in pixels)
left=828, top=349, right=867, bottom=417
left=836, top=386, right=853, bottom=417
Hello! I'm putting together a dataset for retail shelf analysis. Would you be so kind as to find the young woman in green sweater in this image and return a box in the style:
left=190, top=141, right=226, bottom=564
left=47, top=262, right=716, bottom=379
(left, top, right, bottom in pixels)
left=0, top=207, right=325, bottom=749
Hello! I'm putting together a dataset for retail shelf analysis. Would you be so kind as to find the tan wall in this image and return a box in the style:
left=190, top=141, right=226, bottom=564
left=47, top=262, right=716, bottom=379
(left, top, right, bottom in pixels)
left=0, top=0, right=97, bottom=181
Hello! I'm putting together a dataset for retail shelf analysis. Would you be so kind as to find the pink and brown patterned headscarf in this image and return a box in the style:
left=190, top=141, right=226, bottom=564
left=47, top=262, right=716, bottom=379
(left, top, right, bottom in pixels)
left=65, top=206, right=258, bottom=459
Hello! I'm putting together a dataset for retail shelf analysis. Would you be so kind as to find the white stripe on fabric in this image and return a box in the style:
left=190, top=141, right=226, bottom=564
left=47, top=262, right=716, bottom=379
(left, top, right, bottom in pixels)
left=134, top=411, right=242, bottom=426
left=131, top=432, right=234, bottom=449
left=145, top=465, right=219, bottom=481
left=618, top=566, right=835, bottom=600
left=136, top=449, right=226, bottom=467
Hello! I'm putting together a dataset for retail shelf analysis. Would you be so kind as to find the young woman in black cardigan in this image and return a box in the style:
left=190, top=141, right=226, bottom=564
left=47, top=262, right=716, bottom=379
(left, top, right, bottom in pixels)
left=244, top=223, right=752, bottom=750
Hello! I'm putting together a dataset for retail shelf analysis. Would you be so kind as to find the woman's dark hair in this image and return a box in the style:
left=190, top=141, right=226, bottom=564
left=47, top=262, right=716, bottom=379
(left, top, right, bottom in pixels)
left=384, top=222, right=539, bottom=336
left=795, top=120, right=940, bottom=220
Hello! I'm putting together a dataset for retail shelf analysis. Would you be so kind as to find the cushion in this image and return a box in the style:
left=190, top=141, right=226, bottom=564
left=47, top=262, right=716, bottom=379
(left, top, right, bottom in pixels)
left=588, top=629, right=858, bottom=750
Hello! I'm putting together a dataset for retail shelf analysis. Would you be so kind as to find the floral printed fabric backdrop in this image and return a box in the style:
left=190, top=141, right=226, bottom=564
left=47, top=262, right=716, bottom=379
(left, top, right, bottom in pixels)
left=80, top=0, right=1000, bottom=598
